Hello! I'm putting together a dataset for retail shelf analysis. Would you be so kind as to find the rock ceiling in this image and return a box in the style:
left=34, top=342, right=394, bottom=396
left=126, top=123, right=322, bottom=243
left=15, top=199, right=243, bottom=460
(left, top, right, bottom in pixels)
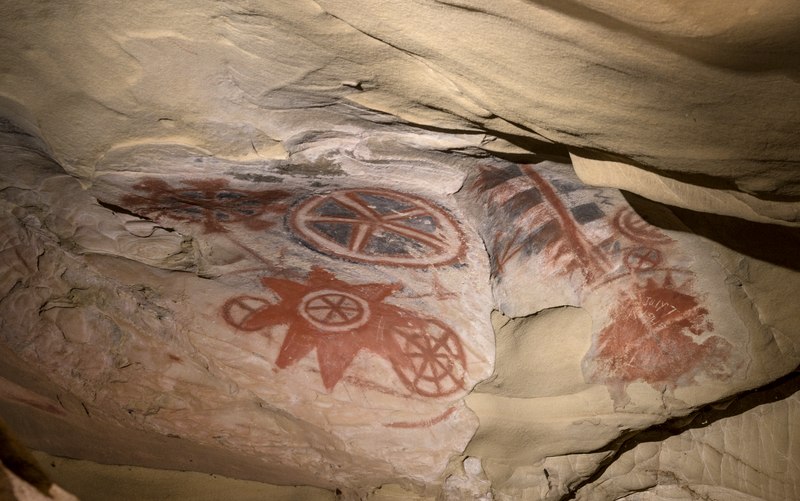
left=0, top=1, right=798, bottom=500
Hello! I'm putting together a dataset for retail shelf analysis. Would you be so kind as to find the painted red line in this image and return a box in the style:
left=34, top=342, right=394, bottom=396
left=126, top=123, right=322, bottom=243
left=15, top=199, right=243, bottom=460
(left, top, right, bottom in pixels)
left=522, top=165, right=611, bottom=279
left=384, top=406, right=457, bottom=429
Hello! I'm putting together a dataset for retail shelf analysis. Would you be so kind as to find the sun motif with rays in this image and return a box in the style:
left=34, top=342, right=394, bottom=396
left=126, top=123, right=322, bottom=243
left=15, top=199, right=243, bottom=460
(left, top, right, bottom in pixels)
left=587, top=273, right=731, bottom=393
left=222, top=267, right=467, bottom=397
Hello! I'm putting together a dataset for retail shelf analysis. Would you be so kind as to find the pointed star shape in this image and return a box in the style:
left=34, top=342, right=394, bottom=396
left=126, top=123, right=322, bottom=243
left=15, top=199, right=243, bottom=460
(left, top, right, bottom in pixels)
left=241, top=267, right=401, bottom=390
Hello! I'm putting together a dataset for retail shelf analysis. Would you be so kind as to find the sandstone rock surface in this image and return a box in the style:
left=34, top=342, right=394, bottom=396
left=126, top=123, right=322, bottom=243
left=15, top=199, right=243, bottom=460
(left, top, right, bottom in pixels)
left=1, top=1, right=799, bottom=200
left=1, top=1, right=799, bottom=499
left=2, top=118, right=799, bottom=498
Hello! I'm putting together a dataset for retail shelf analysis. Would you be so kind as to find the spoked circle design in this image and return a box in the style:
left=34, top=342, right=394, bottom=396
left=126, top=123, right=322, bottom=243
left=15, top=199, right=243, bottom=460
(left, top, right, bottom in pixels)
left=389, top=319, right=467, bottom=397
left=289, top=188, right=465, bottom=267
left=299, top=289, right=371, bottom=333
left=222, top=295, right=273, bottom=331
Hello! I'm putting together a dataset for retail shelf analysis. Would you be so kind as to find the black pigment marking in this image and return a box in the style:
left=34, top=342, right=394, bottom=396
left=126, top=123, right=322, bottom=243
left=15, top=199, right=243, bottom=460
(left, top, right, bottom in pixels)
left=550, top=178, right=583, bottom=193
left=230, top=172, right=284, bottom=184
left=312, top=222, right=352, bottom=245
left=365, top=231, right=424, bottom=256
left=526, top=219, right=562, bottom=255
left=357, top=193, right=413, bottom=214
left=179, top=190, right=205, bottom=200
left=399, top=215, right=437, bottom=234
left=96, top=199, right=153, bottom=220
left=317, top=199, right=358, bottom=218
left=502, top=187, right=543, bottom=219
left=474, top=165, right=524, bottom=190
left=217, top=191, right=246, bottom=200
left=571, top=203, right=605, bottom=224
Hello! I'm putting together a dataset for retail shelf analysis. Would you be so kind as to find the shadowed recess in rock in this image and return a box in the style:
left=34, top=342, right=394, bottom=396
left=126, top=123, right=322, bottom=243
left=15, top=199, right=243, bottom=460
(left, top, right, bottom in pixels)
left=624, top=191, right=800, bottom=272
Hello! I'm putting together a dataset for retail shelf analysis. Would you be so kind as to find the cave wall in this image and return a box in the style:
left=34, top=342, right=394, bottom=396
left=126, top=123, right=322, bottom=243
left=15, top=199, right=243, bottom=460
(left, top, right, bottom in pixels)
left=0, top=1, right=799, bottom=500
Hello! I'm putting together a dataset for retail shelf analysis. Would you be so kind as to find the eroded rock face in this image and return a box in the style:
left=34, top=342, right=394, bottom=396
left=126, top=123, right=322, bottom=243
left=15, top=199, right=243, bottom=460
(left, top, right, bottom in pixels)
left=573, top=375, right=800, bottom=501
left=457, top=161, right=799, bottom=498
left=459, top=162, right=745, bottom=404
left=1, top=119, right=799, bottom=499
left=1, top=1, right=799, bottom=202
left=1, top=126, right=495, bottom=492
left=1, top=2, right=799, bottom=498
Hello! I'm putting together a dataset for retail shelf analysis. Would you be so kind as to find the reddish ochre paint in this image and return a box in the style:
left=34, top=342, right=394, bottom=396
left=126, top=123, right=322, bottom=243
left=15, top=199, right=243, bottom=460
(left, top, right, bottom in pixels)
left=11, top=396, right=66, bottom=416
left=522, top=166, right=612, bottom=283
left=222, top=267, right=467, bottom=398
left=613, top=208, right=674, bottom=245
left=289, top=189, right=465, bottom=267
left=623, top=246, right=662, bottom=271
left=385, top=406, right=458, bottom=428
left=122, top=178, right=290, bottom=233
left=469, top=165, right=613, bottom=282
left=466, top=164, right=733, bottom=398
left=586, top=276, right=732, bottom=394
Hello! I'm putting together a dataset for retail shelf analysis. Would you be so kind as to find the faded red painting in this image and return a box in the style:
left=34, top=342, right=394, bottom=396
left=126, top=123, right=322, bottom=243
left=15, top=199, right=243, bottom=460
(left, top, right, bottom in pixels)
left=222, top=267, right=467, bottom=398
left=469, top=165, right=611, bottom=282
left=288, top=188, right=465, bottom=267
left=465, top=163, right=734, bottom=397
left=122, top=178, right=290, bottom=233
left=584, top=275, right=732, bottom=400
left=613, top=208, right=674, bottom=245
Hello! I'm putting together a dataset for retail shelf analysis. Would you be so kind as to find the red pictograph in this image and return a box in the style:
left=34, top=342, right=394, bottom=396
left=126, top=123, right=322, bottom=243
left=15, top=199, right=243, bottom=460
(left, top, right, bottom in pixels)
left=122, top=178, right=290, bottom=233
left=623, top=247, right=662, bottom=271
left=221, top=267, right=467, bottom=397
left=386, top=319, right=466, bottom=397
left=585, top=275, right=731, bottom=393
left=299, top=290, right=370, bottom=332
left=613, top=209, right=674, bottom=245
left=222, top=296, right=274, bottom=331
left=288, top=189, right=465, bottom=267
left=466, top=163, right=731, bottom=399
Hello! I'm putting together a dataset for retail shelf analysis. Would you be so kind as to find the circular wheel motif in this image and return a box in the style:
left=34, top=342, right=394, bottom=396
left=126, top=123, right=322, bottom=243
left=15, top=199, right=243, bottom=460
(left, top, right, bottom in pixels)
left=613, top=209, right=673, bottom=245
left=389, top=319, right=467, bottom=397
left=299, top=290, right=370, bottom=333
left=289, top=188, right=465, bottom=267
left=624, top=247, right=662, bottom=271
left=222, top=295, right=273, bottom=331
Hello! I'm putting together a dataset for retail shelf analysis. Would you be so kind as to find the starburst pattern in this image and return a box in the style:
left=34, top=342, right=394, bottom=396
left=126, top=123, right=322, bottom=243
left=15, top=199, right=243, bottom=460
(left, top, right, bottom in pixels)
left=222, top=267, right=467, bottom=397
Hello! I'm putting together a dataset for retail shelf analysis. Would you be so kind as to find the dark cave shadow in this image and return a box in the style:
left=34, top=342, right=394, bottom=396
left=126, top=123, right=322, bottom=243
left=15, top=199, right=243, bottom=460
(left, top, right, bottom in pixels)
left=623, top=191, right=800, bottom=272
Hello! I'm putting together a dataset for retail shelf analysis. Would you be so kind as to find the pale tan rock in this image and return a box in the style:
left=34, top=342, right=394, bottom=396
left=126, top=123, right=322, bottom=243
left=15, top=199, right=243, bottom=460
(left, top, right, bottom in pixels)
left=571, top=151, right=800, bottom=226
left=573, top=378, right=800, bottom=501
left=1, top=5, right=799, bottom=489
left=458, top=161, right=757, bottom=406
left=0, top=125, right=493, bottom=492
left=1, top=463, right=78, bottom=501
left=32, top=451, right=334, bottom=501
left=1, top=0, right=798, bottom=199
left=0, top=420, right=78, bottom=501
left=474, top=307, right=593, bottom=399
left=4, top=118, right=799, bottom=498
left=440, top=457, right=492, bottom=501
left=457, top=159, right=800, bottom=498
